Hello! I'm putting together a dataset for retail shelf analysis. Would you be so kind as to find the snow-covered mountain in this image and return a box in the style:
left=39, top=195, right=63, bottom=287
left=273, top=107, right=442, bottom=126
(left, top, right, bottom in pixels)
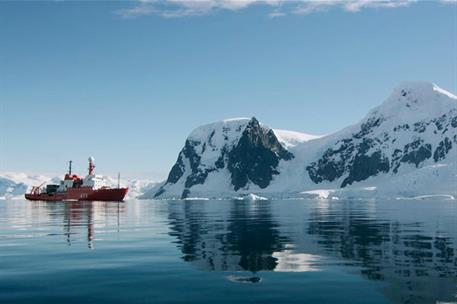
left=0, top=173, right=58, bottom=200
left=143, top=81, right=457, bottom=200
left=0, top=173, right=158, bottom=200
left=102, top=176, right=159, bottom=199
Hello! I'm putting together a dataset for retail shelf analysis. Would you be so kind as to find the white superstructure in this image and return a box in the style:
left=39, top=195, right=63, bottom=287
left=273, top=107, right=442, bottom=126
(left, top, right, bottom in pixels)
left=82, top=175, right=105, bottom=189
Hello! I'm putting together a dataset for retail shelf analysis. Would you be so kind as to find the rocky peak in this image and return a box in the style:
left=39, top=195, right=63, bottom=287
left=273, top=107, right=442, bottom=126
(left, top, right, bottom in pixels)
left=228, top=117, right=293, bottom=190
left=154, top=116, right=294, bottom=198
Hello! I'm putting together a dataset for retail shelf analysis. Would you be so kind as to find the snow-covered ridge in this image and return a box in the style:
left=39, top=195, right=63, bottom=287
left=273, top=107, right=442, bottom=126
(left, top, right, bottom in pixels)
left=369, top=81, right=457, bottom=123
left=144, top=81, right=457, bottom=200
left=187, top=118, right=250, bottom=142
left=185, top=118, right=252, bottom=166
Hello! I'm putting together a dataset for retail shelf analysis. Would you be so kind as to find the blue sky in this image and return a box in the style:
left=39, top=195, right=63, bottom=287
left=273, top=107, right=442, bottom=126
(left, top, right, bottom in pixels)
left=1, top=1, right=456, bottom=179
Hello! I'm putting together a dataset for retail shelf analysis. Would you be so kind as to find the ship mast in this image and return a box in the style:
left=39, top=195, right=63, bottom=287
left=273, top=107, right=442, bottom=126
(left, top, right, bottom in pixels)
left=88, top=157, right=95, bottom=175
left=68, top=160, right=72, bottom=175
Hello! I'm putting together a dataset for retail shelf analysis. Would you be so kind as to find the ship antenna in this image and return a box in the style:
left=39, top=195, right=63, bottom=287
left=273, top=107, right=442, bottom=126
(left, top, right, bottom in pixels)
left=69, top=160, right=72, bottom=175
left=117, top=172, right=120, bottom=189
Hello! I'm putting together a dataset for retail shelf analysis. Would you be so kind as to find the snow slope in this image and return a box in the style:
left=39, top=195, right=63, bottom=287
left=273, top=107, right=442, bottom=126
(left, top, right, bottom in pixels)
left=273, top=129, right=322, bottom=148
left=144, top=81, right=457, bottom=200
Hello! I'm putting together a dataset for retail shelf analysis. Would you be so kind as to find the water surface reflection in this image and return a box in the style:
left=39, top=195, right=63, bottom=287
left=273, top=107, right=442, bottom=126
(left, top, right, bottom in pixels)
left=0, top=199, right=455, bottom=304
left=166, top=199, right=457, bottom=303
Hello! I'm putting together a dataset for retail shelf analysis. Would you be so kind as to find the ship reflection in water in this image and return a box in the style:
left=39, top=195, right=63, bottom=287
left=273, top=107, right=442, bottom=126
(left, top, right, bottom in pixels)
left=3, top=201, right=126, bottom=249
left=60, top=201, right=125, bottom=249
left=0, top=199, right=456, bottom=304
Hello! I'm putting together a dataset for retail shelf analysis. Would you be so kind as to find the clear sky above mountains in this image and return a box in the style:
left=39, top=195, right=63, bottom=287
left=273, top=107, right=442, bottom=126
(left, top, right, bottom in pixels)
left=1, top=1, right=456, bottom=179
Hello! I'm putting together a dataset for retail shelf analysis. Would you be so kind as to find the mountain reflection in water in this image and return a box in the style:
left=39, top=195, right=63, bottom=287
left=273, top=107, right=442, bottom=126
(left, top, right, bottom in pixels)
left=0, top=199, right=455, bottom=304
left=168, top=201, right=287, bottom=272
left=166, top=199, right=457, bottom=303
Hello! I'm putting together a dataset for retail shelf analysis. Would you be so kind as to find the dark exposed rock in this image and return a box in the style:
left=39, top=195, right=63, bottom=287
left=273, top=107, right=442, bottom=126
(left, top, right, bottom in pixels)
left=382, top=132, right=390, bottom=142
left=183, top=140, right=201, bottom=171
left=434, top=115, right=446, bottom=131
left=358, top=138, right=375, bottom=154
left=307, top=124, right=388, bottom=185
left=183, top=140, right=215, bottom=189
left=307, top=140, right=354, bottom=183
left=414, top=122, right=427, bottom=133
left=400, top=139, right=432, bottom=167
left=208, top=130, right=216, bottom=146
left=394, top=124, right=410, bottom=132
left=228, top=117, right=293, bottom=191
left=164, top=139, right=205, bottom=187
left=353, top=117, right=383, bottom=139
left=341, top=151, right=390, bottom=187
left=166, top=154, right=185, bottom=184
left=391, top=149, right=403, bottom=173
left=185, top=170, right=211, bottom=188
left=153, top=187, right=166, bottom=198
left=307, top=132, right=390, bottom=187
left=433, top=137, right=452, bottom=162
left=163, top=139, right=215, bottom=192
left=215, top=151, right=225, bottom=169
left=181, top=189, right=190, bottom=199
left=451, top=116, right=457, bottom=128
left=307, top=161, right=344, bottom=184
left=201, top=142, right=206, bottom=154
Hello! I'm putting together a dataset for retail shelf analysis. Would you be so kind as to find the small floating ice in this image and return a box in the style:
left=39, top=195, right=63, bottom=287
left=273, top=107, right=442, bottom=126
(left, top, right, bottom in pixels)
left=227, top=275, right=262, bottom=284
left=233, top=193, right=268, bottom=201
left=183, top=197, right=210, bottom=201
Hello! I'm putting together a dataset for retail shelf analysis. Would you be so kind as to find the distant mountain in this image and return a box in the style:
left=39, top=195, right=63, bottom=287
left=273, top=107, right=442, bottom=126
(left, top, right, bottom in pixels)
left=0, top=173, right=158, bottom=200
left=143, top=81, right=457, bottom=200
left=102, top=176, right=159, bottom=199
left=0, top=173, right=56, bottom=200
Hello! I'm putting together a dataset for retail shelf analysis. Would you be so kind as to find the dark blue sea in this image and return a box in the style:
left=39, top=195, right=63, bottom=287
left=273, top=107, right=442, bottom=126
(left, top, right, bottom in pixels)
left=0, top=199, right=456, bottom=304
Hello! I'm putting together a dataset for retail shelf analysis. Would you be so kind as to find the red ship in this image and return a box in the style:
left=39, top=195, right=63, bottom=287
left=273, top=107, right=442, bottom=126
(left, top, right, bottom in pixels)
left=25, top=157, right=128, bottom=202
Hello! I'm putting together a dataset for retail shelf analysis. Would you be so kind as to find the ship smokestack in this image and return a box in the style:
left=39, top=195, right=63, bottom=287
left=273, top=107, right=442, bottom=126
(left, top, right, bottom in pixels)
left=88, top=157, right=95, bottom=175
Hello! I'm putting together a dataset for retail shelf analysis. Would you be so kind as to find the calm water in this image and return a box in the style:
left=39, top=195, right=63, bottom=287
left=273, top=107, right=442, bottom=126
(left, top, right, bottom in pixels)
left=0, top=199, right=456, bottom=304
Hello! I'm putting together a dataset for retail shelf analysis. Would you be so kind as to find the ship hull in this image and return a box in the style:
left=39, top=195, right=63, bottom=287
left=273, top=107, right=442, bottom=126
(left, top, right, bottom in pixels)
left=25, top=187, right=128, bottom=202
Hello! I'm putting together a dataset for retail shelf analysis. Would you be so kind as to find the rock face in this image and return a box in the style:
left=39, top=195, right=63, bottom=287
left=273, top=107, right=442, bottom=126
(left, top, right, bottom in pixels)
left=144, top=81, right=457, bottom=199
left=228, top=118, right=293, bottom=191
left=153, top=117, right=295, bottom=199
